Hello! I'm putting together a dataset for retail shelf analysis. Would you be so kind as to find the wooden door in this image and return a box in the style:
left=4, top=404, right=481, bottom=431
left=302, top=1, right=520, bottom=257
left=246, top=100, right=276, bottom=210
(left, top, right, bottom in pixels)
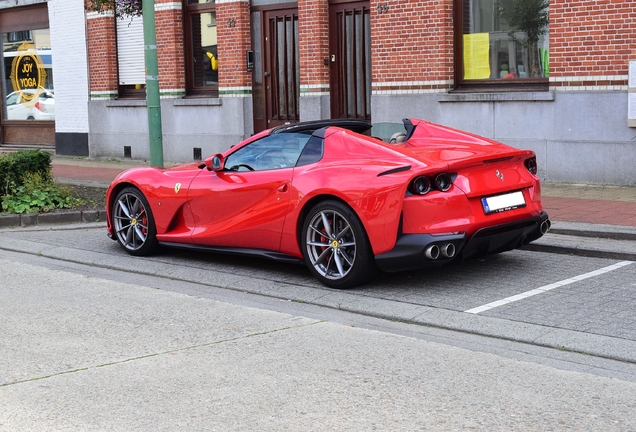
left=252, top=8, right=300, bottom=133
left=329, top=1, right=371, bottom=120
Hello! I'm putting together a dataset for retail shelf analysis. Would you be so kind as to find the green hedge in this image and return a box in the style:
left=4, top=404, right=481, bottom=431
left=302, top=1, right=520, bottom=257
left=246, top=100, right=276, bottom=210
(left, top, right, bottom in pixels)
left=0, top=150, right=52, bottom=193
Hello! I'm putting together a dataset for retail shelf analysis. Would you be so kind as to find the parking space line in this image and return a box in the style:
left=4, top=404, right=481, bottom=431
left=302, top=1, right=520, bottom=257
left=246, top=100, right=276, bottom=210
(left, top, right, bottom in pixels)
left=465, top=261, right=633, bottom=314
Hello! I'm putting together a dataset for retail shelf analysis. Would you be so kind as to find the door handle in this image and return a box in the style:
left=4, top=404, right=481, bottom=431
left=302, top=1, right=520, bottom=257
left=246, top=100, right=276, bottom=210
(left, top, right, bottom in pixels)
left=264, top=71, right=270, bottom=77
left=277, top=183, right=288, bottom=193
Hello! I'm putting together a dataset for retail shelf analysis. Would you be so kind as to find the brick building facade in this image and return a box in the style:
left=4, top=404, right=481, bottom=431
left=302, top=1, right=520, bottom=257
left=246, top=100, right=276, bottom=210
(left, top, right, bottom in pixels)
left=2, top=0, right=633, bottom=185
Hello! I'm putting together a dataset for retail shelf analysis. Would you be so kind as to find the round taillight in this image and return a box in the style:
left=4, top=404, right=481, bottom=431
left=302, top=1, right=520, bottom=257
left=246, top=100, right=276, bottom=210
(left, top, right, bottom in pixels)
left=525, top=157, right=538, bottom=175
left=435, top=173, right=452, bottom=192
left=409, top=176, right=431, bottom=195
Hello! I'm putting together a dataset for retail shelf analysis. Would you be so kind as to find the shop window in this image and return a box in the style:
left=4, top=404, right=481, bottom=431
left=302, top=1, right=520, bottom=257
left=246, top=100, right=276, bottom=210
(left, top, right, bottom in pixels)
left=455, top=0, right=549, bottom=90
left=1, top=28, right=54, bottom=121
left=116, top=9, right=146, bottom=98
left=184, top=0, right=218, bottom=96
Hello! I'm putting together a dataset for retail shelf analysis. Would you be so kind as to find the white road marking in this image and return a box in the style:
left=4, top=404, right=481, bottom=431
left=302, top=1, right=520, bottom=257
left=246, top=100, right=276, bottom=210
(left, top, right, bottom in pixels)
left=465, top=260, right=634, bottom=314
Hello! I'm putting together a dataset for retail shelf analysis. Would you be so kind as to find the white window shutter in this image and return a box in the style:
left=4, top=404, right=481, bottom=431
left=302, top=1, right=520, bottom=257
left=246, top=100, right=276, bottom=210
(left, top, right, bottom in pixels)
left=116, top=15, right=145, bottom=85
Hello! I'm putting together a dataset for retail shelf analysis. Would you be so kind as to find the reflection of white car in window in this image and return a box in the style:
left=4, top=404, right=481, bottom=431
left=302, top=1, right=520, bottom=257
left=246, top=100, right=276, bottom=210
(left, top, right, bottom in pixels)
left=5, top=88, right=55, bottom=120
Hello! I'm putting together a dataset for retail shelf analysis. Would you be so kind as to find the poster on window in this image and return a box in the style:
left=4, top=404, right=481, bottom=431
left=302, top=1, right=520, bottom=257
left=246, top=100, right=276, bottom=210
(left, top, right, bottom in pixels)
left=463, top=33, right=491, bottom=80
left=3, top=30, right=54, bottom=121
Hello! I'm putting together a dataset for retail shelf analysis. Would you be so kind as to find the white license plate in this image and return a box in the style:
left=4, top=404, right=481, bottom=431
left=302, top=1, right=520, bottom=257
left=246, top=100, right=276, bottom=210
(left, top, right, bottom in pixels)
left=481, top=191, right=526, bottom=214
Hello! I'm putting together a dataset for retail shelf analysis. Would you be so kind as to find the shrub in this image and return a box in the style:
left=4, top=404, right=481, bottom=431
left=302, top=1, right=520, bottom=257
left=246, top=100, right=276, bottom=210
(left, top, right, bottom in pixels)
left=1, top=172, right=84, bottom=214
left=0, top=150, right=51, bottom=195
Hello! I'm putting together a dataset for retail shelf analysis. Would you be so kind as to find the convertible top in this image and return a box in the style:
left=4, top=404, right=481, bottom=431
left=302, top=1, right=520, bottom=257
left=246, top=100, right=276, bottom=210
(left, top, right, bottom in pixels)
left=270, top=118, right=372, bottom=135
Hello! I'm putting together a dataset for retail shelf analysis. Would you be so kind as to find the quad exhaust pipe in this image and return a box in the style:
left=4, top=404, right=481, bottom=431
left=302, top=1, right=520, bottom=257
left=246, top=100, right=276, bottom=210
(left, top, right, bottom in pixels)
left=440, top=243, right=456, bottom=258
left=425, top=243, right=456, bottom=260
left=540, top=219, right=551, bottom=235
left=425, top=245, right=440, bottom=260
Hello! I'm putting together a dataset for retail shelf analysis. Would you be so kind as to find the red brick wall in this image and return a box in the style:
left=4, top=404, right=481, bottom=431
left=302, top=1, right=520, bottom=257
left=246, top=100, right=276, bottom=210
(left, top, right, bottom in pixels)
left=297, top=0, right=455, bottom=92
left=86, top=0, right=636, bottom=98
left=86, top=1, right=185, bottom=96
left=368, top=0, right=636, bottom=90
left=156, top=1, right=185, bottom=91
left=370, top=0, right=454, bottom=91
left=550, top=0, right=636, bottom=87
left=299, top=0, right=330, bottom=88
left=86, top=9, right=118, bottom=95
left=216, top=1, right=252, bottom=90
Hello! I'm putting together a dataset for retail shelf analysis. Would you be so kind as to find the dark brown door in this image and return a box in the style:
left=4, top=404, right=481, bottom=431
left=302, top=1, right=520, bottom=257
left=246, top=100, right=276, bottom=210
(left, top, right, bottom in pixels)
left=329, top=1, right=371, bottom=120
left=252, top=8, right=300, bottom=133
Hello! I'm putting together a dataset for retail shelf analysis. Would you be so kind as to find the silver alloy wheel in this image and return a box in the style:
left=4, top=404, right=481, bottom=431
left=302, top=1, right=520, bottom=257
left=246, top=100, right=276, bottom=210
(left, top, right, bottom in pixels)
left=305, top=209, right=357, bottom=280
left=113, top=191, right=150, bottom=251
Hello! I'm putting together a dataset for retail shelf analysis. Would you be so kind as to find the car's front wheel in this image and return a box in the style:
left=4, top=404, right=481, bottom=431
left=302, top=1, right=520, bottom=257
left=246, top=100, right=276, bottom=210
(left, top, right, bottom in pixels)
left=302, top=200, right=375, bottom=289
left=112, top=187, right=158, bottom=256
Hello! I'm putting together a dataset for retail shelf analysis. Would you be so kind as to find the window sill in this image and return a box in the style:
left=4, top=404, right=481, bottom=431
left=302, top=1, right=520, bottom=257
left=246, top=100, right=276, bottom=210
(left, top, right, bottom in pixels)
left=103, top=98, right=223, bottom=108
left=174, top=98, right=222, bottom=107
left=106, top=100, right=146, bottom=108
left=440, top=92, right=555, bottom=103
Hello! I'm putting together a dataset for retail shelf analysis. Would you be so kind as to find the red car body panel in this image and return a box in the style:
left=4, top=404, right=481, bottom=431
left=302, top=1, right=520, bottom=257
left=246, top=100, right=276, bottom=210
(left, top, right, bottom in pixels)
left=106, top=118, right=547, bottom=270
left=186, top=167, right=294, bottom=250
left=278, top=159, right=408, bottom=257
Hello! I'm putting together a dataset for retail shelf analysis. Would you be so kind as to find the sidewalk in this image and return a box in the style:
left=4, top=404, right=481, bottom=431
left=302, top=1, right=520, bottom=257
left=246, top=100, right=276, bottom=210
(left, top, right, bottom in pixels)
left=51, top=156, right=146, bottom=188
left=542, top=183, right=636, bottom=227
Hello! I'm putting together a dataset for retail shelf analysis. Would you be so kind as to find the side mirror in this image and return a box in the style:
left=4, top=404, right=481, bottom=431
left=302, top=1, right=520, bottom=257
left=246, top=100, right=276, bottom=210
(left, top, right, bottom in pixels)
left=205, top=154, right=225, bottom=171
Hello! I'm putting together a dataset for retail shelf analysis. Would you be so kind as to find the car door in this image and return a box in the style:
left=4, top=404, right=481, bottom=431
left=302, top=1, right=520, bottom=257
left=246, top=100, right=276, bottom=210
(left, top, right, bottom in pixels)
left=187, top=132, right=311, bottom=251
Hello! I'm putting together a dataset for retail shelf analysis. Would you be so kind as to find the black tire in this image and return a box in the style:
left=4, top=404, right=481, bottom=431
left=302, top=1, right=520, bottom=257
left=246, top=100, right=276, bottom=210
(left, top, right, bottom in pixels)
left=302, top=200, right=376, bottom=289
left=111, top=187, right=158, bottom=256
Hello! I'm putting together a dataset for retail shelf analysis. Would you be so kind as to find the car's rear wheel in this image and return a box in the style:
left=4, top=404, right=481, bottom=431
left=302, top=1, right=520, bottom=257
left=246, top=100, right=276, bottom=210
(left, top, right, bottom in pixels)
left=112, top=187, right=158, bottom=256
left=302, top=200, right=375, bottom=289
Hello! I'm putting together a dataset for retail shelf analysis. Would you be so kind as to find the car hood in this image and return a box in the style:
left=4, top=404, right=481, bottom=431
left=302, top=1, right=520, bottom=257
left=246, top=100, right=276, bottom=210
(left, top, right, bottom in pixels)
left=111, top=162, right=204, bottom=187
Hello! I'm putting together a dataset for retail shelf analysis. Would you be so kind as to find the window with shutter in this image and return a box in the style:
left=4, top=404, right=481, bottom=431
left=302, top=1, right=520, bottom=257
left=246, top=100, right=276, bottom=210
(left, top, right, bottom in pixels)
left=116, top=13, right=146, bottom=98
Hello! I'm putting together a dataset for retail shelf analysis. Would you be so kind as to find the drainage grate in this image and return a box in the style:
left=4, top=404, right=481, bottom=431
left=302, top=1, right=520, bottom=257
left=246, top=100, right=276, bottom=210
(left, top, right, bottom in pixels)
left=124, top=146, right=132, bottom=158
left=193, top=147, right=202, bottom=161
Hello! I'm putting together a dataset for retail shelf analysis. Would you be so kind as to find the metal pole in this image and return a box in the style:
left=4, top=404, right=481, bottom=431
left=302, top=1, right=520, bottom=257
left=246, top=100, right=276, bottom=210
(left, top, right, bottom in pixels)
left=142, top=0, right=164, bottom=167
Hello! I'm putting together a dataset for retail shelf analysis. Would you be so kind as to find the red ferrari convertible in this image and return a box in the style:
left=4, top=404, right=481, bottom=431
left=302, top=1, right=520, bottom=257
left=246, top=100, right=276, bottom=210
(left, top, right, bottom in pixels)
left=106, top=118, right=550, bottom=288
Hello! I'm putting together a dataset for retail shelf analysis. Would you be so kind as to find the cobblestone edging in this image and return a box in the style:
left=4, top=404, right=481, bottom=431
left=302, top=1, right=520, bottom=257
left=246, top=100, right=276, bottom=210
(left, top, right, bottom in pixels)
left=0, top=209, right=107, bottom=228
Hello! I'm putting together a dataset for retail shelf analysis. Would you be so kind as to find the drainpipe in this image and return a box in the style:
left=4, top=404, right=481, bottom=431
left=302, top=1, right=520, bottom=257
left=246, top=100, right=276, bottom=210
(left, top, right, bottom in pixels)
left=142, top=0, right=164, bottom=167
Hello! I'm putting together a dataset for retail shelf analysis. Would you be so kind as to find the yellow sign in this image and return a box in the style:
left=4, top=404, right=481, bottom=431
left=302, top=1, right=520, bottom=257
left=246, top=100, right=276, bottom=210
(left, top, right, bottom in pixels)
left=9, top=41, right=47, bottom=102
left=175, top=183, right=182, bottom=194
left=463, top=33, right=491, bottom=80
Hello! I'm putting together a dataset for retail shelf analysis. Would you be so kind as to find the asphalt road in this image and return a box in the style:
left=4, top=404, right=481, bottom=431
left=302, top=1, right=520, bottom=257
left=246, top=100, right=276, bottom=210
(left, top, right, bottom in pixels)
left=2, top=223, right=635, bottom=359
left=1, top=223, right=636, bottom=430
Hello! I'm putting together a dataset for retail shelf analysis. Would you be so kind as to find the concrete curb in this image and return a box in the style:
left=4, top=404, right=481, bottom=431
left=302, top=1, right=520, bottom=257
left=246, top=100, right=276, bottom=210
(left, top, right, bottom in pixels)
left=524, top=243, right=636, bottom=262
left=0, top=209, right=106, bottom=228
left=549, top=221, right=636, bottom=241
left=550, top=228, right=636, bottom=241
left=525, top=221, right=636, bottom=261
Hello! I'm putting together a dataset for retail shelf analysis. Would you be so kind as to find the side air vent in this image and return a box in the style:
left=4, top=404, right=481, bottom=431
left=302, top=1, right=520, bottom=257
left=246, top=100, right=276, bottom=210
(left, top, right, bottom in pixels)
left=378, top=166, right=411, bottom=177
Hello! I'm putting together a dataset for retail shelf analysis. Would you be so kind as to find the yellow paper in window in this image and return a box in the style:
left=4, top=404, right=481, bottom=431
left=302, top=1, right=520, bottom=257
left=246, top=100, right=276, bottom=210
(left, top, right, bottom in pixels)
left=463, top=33, right=490, bottom=80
